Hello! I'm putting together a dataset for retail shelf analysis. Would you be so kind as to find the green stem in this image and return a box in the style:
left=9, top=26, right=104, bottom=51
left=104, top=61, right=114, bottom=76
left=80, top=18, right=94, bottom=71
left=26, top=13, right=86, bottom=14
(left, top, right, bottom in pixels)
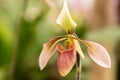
left=8, top=0, right=28, bottom=80
left=76, top=52, right=81, bottom=80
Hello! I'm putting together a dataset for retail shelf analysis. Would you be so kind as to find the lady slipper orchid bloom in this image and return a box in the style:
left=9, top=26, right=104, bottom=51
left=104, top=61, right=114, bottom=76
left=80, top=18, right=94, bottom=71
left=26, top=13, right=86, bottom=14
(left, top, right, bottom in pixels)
left=39, top=0, right=111, bottom=77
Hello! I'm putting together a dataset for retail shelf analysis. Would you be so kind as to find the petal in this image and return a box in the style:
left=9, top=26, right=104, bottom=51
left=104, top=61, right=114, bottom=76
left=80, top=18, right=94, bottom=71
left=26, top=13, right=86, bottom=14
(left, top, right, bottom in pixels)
left=56, top=43, right=76, bottom=76
left=74, top=39, right=85, bottom=59
left=39, top=36, right=66, bottom=70
left=82, top=40, right=111, bottom=68
left=56, top=0, right=77, bottom=34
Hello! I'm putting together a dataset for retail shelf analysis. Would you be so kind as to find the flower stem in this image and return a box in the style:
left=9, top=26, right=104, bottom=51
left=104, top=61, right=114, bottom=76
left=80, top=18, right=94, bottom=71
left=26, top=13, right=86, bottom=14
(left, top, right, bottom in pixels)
left=76, top=52, right=81, bottom=80
left=8, top=0, right=28, bottom=80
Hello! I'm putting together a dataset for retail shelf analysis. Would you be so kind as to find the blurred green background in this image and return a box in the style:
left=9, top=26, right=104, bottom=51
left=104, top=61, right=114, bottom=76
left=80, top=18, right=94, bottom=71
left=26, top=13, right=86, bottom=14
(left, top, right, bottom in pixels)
left=0, top=0, right=120, bottom=80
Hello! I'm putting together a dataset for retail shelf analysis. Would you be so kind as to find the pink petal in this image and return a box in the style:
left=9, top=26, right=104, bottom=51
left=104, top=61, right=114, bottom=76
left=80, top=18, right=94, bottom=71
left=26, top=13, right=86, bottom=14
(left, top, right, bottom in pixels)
left=56, top=43, right=76, bottom=76
left=39, top=36, right=66, bottom=70
left=82, top=40, right=111, bottom=68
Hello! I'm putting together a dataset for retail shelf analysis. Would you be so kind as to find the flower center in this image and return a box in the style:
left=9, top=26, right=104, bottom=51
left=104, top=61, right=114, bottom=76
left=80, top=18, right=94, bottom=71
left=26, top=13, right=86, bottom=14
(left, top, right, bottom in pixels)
left=65, top=36, right=73, bottom=49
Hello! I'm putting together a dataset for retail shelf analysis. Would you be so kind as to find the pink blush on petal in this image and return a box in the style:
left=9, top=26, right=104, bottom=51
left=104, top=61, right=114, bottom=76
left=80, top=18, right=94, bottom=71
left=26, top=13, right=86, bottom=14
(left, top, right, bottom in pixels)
left=56, top=44, right=76, bottom=76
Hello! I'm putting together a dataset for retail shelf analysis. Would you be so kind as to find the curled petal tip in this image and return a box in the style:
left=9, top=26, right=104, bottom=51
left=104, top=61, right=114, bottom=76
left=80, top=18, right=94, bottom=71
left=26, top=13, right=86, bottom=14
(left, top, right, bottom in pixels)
left=39, top=55, right=46, bottom=70
left=56, top=0, right=77, bottom=34
left=40, top=67, right=44, bottom=70
left=107, top=65, right=111, bottom=68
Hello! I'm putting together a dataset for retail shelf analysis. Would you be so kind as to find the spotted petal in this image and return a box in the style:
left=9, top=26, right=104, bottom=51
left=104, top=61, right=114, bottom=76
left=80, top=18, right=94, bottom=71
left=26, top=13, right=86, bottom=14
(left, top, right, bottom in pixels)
left=56, top=43, right=76, bottom=76
left=82, top=40, right=111, bottom=68
left=39, top=36, right=66, bottom=70
left=56, top=0, right=77, bottom=34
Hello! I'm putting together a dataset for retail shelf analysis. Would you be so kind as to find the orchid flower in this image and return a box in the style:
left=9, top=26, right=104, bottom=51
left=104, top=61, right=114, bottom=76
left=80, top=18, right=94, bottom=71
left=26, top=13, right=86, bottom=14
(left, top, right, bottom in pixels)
left=39, top=0, right=111, bottom=78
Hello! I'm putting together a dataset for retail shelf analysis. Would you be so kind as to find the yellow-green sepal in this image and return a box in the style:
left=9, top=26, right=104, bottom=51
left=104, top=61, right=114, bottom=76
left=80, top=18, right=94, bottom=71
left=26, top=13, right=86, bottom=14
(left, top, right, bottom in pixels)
left=74, top=39, right=85, bottom=59
left=56, top=0, right=77, bottom=34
